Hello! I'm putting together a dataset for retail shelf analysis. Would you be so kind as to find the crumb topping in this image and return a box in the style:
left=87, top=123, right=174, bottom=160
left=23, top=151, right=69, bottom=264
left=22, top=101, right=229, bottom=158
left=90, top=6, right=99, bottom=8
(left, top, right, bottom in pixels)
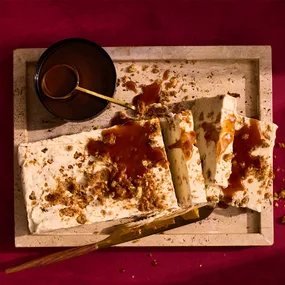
left=165, top=77, right=178, bottom=90
left=42, top=177, right=94, bottom=223
left=73, top=120, right=171, bottom=212
left=127, top=63, right=137, bottom=73
left=41, top=148, right=48, bottom=153
left=76, top=213, right=87, bottom=224
left=29, top=191, right=36, bottom=200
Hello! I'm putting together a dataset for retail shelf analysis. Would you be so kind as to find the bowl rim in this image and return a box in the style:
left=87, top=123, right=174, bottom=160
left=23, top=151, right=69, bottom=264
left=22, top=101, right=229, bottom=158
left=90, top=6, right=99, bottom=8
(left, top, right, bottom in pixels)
left=34, top=37, right=117, bottom=122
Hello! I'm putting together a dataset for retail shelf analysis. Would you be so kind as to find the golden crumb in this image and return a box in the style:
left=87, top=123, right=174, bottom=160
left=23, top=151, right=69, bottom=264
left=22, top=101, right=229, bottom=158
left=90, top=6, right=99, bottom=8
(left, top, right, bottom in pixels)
left=276, top=167, right=281, bottom=172
left=274, top=155, right=277, bottom=159
left=59, top=207, right=76, bottom=217
left=29, top=191, right=36, bottom=200
left=165, top=77, right=178, bottom=89
left=121, top=75, right=128, bottom=84
left=29, top=158, right=37, bottom=165
left=76, top=213, right=87, bottom=224
left=66, top=145, right=73, bottom=151
left=142, top=65, right=149, bottom=71
left=127, top=63, right=137, bottom=73
left=282, top=216, right=285, bottom=224
left=247, top=178, right=253, bottom=184
left=151, top=260, right=158, bottom=266
left=264, top=192, right=272, bottom=199
left=152, top=67, right=160, bottom=73
left=73, top=152, right=82, bottom=159
left=274, top=202, right=279, bottom=207
left=277, top=143, right=285, bottom=148
left=223, top=153, right=234, bottom=162
left=279, top=190, right=285, bottom=199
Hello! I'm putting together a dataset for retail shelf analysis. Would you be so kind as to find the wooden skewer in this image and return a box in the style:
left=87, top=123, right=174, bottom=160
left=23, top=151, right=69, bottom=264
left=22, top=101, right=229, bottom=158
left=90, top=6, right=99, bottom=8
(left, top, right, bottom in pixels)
left=5, top=243, right=99, bottom=274
left=5, top=203, right=214, bottom=274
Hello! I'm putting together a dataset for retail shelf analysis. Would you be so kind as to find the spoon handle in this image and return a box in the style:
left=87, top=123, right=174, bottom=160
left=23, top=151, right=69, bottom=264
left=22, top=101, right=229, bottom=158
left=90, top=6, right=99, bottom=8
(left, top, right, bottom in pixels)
left=76, top=86, right=136, bottom=111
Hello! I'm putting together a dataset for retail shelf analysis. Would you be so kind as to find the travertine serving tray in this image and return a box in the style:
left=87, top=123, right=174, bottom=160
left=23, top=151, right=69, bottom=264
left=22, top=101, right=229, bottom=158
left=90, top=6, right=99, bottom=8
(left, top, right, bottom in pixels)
left=14, top=46, right=273, bottom=247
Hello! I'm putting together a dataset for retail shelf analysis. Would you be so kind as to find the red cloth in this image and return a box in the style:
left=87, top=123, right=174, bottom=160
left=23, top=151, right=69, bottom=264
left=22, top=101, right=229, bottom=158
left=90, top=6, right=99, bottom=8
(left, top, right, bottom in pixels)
left=1, top=0, right=285, bottom=284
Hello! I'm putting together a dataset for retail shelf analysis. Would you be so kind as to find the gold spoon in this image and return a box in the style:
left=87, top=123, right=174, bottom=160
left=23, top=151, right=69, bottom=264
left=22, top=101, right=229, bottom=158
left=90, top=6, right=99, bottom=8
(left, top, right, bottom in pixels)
left=41, top=64, right=136, bottom=111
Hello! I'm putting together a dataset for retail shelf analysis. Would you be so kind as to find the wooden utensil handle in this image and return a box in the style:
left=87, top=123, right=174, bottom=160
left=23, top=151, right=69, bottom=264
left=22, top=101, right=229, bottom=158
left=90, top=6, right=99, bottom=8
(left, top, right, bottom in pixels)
left=5, top=243, right=99, bottom=274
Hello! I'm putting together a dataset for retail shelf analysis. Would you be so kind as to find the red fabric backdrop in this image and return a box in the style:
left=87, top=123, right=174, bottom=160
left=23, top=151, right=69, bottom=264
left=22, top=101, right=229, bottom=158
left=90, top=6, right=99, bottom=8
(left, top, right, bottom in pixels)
left=0, top=0, right=284, bottom=284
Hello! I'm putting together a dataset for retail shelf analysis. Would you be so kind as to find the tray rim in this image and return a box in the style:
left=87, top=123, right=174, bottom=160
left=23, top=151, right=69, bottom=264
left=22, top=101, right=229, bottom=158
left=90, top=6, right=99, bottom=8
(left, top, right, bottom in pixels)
left=13, top=45, right=273, bottom=247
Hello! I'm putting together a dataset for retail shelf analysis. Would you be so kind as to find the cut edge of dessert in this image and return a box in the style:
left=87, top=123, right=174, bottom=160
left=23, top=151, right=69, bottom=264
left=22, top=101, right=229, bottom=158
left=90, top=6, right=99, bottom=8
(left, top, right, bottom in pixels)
left=18, top=95, right=278, bottom=233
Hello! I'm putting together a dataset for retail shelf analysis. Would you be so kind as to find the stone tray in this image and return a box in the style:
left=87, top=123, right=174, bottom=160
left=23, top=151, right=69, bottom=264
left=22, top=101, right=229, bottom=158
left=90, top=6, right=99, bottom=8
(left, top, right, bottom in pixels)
left=13, top=46, right=273, bottom=247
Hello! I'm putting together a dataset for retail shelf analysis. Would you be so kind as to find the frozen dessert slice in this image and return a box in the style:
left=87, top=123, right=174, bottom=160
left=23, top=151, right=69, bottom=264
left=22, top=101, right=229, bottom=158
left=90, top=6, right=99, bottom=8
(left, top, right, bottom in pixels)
left=160, top=110, right=207, bottom=207
left=18, top=118, right=178, bottom=233
left=221, top=115, right=277, bottom=212
left=192, top=95, right=237, bottom=187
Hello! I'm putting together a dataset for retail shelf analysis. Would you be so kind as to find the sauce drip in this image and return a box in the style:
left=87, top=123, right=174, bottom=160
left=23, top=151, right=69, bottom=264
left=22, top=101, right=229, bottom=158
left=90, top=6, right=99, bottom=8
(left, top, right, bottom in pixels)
left=168, top=130, right=196, bottom=160
left=163, top=70, right=170, bottom=80
left=86, top=121, right=167, bottom=179
left=125, top=81, right=138, bottom=93
left=217, top=116, right=236, bottom=157
left=222, top=119, right=263, bottom=200
left=42, top=64, right=78, bottom=98
left=133, top=81, right=161, bottom=106
left=202, top=114, right=235, bottom=158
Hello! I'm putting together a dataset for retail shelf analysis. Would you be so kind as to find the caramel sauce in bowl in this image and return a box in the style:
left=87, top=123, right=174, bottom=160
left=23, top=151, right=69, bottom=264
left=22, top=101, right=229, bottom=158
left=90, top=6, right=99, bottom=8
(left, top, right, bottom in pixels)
left=34, top=38, right=117, bottom=121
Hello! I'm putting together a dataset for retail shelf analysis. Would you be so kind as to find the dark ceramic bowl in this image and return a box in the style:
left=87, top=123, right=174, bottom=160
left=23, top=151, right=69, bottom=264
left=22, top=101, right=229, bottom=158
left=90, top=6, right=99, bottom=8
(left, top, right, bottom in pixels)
left=34, top=38, right=117, bottom=121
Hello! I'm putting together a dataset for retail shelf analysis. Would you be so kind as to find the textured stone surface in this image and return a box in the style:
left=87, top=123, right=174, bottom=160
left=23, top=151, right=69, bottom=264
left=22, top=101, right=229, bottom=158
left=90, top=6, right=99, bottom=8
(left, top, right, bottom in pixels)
left=14, top=46, right=273, bottom=247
